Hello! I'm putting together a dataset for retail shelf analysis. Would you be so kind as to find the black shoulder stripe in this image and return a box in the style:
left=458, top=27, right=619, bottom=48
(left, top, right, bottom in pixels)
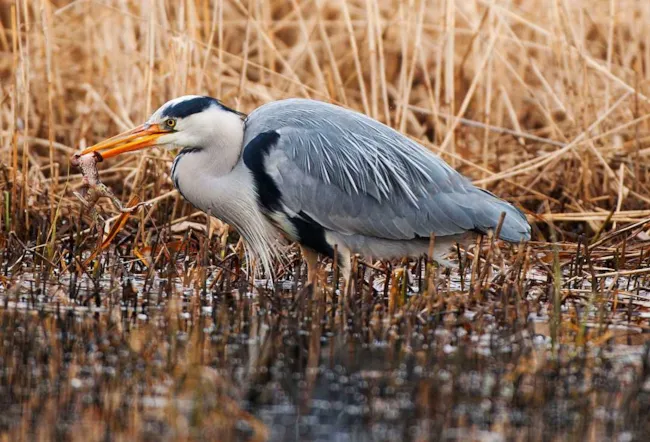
left=289, top=211, right=335, bottom=259
left=242, top=131, right=283, bottom=213
left=243, top=132, right=340, bottom=261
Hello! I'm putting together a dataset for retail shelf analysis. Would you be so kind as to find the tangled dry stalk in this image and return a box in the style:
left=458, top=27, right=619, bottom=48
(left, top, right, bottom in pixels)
left=1, top=0, right=650, bottom=440
left=1, top=1, right=650, bottom=243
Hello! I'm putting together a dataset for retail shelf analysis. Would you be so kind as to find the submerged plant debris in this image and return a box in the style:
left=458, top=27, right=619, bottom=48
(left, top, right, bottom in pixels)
left=1, top=231, right=650, bottom=441
left=2, top=0, right=650, bottom=441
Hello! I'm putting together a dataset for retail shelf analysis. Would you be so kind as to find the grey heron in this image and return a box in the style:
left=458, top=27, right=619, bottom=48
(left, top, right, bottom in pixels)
left=78, top=96, right=531, bottom=286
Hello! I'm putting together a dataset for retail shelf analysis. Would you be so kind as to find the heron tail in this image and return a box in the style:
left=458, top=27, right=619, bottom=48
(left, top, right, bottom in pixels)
left=472, top=189, right=531, bottom=243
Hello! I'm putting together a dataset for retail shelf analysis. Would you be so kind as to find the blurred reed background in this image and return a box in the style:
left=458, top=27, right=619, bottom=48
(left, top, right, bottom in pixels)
left=0, top=0, right=649, bottom=235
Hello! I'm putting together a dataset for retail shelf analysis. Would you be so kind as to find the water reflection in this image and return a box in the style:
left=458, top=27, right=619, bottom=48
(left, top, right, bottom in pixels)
left=0, top=261, right=649, bottom=440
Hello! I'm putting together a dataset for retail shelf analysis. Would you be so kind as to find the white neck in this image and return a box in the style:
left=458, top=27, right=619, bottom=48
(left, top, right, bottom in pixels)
left=167, top=106, right=247, bottom=217
left=208, top=110, right=245, bottom=173
left=171, top=130, right=283, bottom=276
left=152, top=98, right=284, bottom=275
left=179, top=107, right=245, bottom=175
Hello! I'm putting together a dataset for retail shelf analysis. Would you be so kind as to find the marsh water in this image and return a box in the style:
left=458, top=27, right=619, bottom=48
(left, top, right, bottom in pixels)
left=1, top=258, right=649, bottom=442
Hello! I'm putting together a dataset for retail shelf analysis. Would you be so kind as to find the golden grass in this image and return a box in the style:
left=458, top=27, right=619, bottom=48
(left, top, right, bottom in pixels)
left=1, top=0, right=650, bottom=440
left=1, top=0, right=649, bottom=240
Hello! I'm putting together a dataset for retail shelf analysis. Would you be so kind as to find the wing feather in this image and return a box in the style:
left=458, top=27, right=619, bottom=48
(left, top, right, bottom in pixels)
left=243, top=99, right=530, bottom=243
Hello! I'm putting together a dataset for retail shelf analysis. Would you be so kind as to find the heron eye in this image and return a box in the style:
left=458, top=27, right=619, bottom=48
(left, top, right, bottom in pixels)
left=165, top=118, right=176, bottom=129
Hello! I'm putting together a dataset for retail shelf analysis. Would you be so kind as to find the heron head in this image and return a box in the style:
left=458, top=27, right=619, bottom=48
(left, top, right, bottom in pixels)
left=78, top=95, right=246, bottom=159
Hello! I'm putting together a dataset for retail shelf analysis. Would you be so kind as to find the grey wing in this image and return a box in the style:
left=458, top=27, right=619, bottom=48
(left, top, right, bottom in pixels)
left=244, top=99, right=531, bottom=243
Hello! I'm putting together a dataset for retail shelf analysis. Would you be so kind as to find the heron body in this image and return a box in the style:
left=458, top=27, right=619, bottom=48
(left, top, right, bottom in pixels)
left=81, top=95, right=531, bottom=284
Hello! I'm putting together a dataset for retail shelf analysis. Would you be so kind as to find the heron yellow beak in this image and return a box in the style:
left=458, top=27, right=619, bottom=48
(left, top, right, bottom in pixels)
left=79, top=123, right=169, bottom=159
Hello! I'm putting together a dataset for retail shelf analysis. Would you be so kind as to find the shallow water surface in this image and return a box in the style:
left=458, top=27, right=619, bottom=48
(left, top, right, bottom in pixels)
left=1, top=259, right=649, bottom=441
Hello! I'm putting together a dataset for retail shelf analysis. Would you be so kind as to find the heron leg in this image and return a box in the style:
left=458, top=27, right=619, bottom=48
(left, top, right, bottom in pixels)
left=300, top=245, right=319, bottom=287
left=339, top=248, right=352, bottom=296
